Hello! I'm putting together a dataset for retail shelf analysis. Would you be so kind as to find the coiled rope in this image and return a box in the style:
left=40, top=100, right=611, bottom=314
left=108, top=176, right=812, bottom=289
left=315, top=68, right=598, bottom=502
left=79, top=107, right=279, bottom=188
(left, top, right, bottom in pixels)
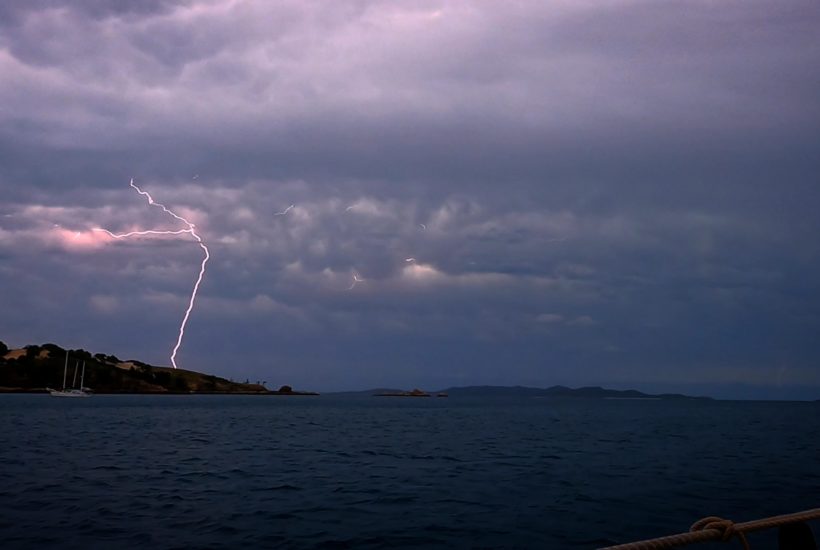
left=600, top=508, right=820, bottom=550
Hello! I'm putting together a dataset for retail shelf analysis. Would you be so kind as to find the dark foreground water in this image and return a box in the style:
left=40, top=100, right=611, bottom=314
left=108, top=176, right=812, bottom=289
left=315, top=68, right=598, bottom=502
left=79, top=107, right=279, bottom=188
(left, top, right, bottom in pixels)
left=0, top=395, right=817, bottom=549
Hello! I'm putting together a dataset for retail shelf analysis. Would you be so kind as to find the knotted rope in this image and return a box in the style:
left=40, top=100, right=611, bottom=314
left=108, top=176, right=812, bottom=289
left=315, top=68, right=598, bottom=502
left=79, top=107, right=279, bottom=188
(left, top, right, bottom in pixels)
left=689, top=516, right=749, bottom=550
left=599, top=508, right=820, bottom=550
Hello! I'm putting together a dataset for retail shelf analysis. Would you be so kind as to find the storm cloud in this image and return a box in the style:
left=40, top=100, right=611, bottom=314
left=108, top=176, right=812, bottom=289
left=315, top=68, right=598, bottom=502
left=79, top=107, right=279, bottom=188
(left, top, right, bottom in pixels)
left=1, top=0, right=819, bottom=398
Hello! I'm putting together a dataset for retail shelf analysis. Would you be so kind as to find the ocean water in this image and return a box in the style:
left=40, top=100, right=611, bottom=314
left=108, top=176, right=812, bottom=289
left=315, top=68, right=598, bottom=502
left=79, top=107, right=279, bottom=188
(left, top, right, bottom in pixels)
left=0, top=395, right=817, bottom=549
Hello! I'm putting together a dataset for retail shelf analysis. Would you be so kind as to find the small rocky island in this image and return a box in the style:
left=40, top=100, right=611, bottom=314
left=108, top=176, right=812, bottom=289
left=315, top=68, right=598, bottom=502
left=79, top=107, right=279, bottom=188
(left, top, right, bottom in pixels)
left=0, top=340, right=317, bottom=395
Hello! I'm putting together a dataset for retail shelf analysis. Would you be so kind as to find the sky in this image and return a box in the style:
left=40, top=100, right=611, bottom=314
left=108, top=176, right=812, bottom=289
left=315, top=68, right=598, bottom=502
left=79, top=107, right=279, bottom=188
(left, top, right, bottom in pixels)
left=1, top=0, right=819, bottom=399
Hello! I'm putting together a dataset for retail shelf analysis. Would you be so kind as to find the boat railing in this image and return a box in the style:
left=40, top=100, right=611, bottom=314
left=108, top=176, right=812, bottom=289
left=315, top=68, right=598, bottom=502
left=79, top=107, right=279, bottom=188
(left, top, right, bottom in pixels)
left=600, top=508, right=820, bottom=550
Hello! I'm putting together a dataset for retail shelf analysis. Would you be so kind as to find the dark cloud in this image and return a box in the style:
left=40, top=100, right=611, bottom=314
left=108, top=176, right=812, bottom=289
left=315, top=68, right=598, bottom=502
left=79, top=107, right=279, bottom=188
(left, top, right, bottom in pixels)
left=1, top=0, right=819, bottom=397
left=0, top=0, right=185, bottom=24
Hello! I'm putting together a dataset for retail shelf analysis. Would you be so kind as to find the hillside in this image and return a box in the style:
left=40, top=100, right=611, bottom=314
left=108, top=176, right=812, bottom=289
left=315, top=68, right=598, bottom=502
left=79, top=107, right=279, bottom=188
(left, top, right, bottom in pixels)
left=0, top=341, right=315, bottom=395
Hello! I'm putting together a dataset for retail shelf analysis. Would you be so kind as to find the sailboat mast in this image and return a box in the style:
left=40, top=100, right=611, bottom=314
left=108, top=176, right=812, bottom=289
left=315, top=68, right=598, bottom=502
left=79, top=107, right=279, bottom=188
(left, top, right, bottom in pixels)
left=72, top=360, right=79, bottom=389
left=80, top=361, right=85, bottom=390
left=62, top=351, right=69, bottom=390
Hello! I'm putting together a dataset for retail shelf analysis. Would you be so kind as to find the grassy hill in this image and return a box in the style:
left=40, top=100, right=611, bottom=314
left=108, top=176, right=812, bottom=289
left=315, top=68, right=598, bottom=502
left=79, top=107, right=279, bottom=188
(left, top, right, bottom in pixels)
left=0, top=341, right=313, bottom=395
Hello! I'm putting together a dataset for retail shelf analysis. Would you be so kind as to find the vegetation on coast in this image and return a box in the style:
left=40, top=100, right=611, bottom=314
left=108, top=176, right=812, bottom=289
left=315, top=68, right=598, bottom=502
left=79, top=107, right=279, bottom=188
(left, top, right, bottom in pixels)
left=0, top=340, right=317, bottom=395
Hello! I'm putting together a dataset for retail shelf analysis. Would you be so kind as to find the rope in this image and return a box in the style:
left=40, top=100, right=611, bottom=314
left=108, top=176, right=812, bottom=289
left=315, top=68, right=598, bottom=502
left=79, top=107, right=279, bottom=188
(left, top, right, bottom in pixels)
left=599, top=508, right=820, bottom=550
left=689, top=517, right=749, bottom=550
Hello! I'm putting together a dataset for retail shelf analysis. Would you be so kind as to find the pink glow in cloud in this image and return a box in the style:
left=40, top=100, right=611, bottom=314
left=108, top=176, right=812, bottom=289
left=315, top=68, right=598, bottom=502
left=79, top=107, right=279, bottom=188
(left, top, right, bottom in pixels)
left=51, top=227, right=111, bottom=250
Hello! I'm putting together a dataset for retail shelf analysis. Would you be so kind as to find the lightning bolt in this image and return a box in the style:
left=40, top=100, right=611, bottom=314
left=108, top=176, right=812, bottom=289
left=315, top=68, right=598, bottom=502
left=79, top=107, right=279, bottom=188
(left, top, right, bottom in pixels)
left=96, top=228, right=191, bottom=238
left=347, top=272, right=364, bottom=290
left=95, top=178, right=209, bottom=369
left=274, top=204, right=294, bottom=216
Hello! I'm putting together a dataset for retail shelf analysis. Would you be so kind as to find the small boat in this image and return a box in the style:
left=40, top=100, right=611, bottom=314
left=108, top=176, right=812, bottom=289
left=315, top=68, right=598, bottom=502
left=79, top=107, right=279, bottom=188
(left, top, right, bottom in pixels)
left=47, top=352, right=92, bottom=398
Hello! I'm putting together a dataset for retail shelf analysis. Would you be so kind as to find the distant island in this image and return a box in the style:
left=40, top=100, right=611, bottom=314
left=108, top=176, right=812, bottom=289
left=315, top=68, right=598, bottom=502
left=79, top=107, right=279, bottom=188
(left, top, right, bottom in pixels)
left=332, top=385, right=710, bottom=400
left=374, top=388, right=449, bottom=397
left=433, top=385, right=710, bottom=400
left=0, top=341, right=317, bottom=395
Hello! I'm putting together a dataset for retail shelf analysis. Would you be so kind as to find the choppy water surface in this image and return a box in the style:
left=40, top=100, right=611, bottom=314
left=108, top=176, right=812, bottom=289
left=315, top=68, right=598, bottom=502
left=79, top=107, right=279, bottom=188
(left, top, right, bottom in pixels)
left=0, top=395, right=817, bottom=549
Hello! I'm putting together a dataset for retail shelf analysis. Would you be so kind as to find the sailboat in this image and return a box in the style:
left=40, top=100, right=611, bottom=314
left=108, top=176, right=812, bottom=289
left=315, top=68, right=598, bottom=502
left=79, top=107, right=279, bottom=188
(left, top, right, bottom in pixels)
left=47, top=352, right=92, bottom=398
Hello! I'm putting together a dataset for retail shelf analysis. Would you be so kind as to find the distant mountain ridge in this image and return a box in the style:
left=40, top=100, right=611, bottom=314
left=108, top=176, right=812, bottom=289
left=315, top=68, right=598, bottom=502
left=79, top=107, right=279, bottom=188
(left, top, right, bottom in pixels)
left=331, top=385, right=711, bottom=400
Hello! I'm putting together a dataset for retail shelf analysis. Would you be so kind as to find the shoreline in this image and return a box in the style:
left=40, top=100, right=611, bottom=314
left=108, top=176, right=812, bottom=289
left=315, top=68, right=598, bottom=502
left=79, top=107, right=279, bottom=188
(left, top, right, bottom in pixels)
left=0, top=387, right=319, bottom=396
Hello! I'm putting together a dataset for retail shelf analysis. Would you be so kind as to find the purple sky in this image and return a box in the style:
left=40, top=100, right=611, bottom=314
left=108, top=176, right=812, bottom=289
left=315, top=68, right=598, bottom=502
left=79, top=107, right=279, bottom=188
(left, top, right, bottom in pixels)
left=1, top=0, right=819, bottom=398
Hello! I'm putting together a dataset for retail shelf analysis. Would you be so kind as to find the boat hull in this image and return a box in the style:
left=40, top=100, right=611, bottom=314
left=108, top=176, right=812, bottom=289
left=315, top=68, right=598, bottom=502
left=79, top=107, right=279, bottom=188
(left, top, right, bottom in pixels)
left=48, top=389, right=91, bottom=398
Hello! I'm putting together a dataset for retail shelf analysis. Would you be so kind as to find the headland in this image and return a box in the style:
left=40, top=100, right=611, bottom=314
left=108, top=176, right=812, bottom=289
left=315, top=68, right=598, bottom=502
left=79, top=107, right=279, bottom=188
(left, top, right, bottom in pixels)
left=0, top=341, right=317, bottom=395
